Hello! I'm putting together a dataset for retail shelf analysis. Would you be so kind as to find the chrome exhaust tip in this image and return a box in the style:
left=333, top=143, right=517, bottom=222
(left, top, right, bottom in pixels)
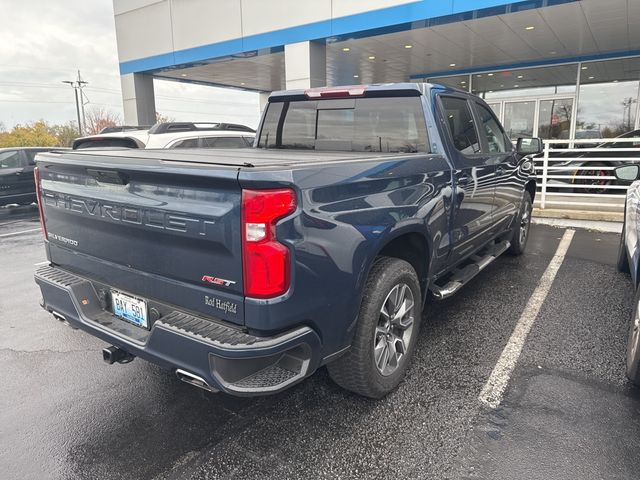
left=175, top=369, right=218, bottom=393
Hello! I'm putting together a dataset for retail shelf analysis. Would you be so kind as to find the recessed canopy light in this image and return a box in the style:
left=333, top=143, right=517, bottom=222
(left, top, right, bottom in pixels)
left=180, top=73, right=187, bottom=77
left=460, top=80, right=466, bottom=84
left=240, top=82, right=245, bottom=85
left=514, top=84, right=519, bottom=88
left=449, top=63, right=456, bottom=67
left=614, top=80, right=619, bottom=82
left=500, top=84, right=504, bottom=87
left=517, top=75, right=524, bottom=79
left=581, top=66, right=588, bottom=70
left=342, top=47, right=350, bottom=52
left=588, top=76, right=594, bottom=79
left=488, top=90, right=494, bottom=93
left=549, top=51, right=557, bottom=55
left=404, top=44, right=413, bottom=49
left=476, top=74, right=482, bottom=78
left=525, top=26, right=535, bottom=31
left=488, top=73, right=494, bottom=77
left=368, top=56, right=376, bottom=60
left=353, top=74, right=359, bottom=78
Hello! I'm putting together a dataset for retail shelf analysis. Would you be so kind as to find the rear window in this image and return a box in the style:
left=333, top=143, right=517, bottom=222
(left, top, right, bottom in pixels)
left=258, top=97, right=428, bottom=153
left=201, top=136, right=248, bottom=148
left=73, top=138, right=139, bottom=149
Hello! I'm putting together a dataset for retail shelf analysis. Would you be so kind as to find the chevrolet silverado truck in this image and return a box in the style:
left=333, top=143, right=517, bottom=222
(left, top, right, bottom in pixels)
left=34, top=83, right=539, bottom=398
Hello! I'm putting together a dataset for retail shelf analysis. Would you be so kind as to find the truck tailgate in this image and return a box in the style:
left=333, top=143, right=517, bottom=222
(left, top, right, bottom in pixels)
left=36, top=151, right=244, bottom=325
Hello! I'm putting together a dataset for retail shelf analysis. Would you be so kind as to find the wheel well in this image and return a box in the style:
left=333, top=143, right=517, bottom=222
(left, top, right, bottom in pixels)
left=378, top=232, right=429, bottom=294
left=525, top=180, right=536, bottom=203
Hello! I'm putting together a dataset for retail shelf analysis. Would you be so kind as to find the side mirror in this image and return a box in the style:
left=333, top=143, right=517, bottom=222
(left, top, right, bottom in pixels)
left=614, top=165, right=640, bottom=182
left=516, top=137, right=543, bottom=155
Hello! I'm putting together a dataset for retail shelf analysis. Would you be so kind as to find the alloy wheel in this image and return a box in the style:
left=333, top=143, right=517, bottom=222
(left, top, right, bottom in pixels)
left=374, top=283, right=415, bottom=376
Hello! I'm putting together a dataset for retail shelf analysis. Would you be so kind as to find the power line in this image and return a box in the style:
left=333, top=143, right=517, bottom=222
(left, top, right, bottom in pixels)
left=63, top=70, right=88, bottom=135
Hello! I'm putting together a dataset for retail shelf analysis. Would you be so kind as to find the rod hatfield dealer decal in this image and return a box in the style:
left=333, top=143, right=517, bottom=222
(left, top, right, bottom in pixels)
left=204, top=295, right=238, bottom=315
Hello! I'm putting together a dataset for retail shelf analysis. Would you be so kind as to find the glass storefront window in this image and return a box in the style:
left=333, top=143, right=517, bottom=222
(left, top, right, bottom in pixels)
left=577, top=58, right=640, bottom=138
left=471, top=64, right=577, bottom=99
left=538, top=98, right=573, bottom=140
left=503, top=101, right=535, bottom=139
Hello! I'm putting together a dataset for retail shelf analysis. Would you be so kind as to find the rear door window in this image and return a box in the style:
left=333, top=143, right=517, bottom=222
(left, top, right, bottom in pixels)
left=439, top=96, right=481, bottom=155
left=201, top=136, right=247, bottom=148
left=0, top=150, right=24, bottom=168
left=170, top=138, right=200, bottom=149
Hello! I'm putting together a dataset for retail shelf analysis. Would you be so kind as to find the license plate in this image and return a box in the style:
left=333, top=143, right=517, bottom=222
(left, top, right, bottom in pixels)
left=111, top=290, right=148, bottom=329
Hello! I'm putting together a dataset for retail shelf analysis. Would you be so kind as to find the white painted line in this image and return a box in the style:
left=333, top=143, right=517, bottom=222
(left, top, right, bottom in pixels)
left=34, top=261, right=49, bottom=266
left=478, top=228, right=575, bottom=409
left=0, top=227, right=41, bottom=238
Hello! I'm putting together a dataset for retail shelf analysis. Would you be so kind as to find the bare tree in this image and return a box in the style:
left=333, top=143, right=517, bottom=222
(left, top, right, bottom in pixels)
left=155, top=112, right=175, bottom=124
left=84, top=106, right=121, bottom=135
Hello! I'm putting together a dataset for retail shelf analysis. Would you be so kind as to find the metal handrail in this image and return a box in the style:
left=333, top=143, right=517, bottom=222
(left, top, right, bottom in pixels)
left=535, top=137, right=639, bottom=213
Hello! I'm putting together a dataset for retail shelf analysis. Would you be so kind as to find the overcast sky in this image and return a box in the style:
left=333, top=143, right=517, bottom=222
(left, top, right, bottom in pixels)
left=0, top=0, right=259, bottom=129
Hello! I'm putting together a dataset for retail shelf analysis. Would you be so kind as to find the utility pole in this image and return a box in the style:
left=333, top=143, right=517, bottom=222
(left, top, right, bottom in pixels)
left=62, top=71, right=88, bottom=135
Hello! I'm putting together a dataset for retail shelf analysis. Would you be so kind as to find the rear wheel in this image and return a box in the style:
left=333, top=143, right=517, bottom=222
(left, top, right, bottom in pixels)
left=327, top=257, right=422, bottom=398
left=507, top=191, right=532, bottom=256
left=627, top=287, right=640, bottom=385
left=573, top=162, right=612, bottom=194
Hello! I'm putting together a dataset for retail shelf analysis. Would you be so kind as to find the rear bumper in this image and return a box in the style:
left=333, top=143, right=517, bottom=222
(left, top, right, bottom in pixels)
left=34, top=265, right=322, bottom=396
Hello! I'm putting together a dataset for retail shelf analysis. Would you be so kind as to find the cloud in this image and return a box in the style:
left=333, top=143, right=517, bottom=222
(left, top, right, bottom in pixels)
left=0, top=0, right=259, bottom=128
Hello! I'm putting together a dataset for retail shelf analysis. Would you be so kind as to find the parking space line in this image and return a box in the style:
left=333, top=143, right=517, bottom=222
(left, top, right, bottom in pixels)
left=0, top=228, right=41, bottom=238
left=478, top=228, right=575, bottom=409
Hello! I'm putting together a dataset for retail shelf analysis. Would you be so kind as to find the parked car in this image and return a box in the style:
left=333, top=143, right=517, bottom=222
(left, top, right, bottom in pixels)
left=72, top=122, right=255, bottom=150
left=0, top=147, right=65, bottom=206
left=615, top=163, right=640, bottom=385
left=34, top=83, right=538, bottom=398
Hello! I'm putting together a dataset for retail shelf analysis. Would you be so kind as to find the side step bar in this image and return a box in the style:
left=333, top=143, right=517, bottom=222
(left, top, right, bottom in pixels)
left=431, top=240, right=510, bottom=300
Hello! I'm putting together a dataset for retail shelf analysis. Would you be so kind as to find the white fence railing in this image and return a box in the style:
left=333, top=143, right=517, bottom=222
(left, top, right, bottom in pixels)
left=534, top=137, right=640, bottom=213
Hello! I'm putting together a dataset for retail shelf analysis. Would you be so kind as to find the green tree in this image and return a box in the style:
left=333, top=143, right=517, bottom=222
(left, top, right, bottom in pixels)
left=49, top=122, right=80, bottom=147
left=0, top=120, right=59, bottom=147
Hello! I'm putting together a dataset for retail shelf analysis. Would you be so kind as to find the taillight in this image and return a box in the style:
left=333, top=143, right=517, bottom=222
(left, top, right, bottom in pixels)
left=242, top=188, right=296, bottom=298
left=33, top=166, right=48, bottom=239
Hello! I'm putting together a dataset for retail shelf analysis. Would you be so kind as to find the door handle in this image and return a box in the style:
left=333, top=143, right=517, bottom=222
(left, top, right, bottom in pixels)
left=456, top=173, right=470, bottom=186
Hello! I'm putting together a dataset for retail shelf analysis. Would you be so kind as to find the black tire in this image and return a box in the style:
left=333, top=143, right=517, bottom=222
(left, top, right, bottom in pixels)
left=507, top=191, right=533, bottom=256
left=327, top=257, right=422, bottom=398
left=618, top=217, right=630, bottom=273
left=627, top=287, right=640, bottom=385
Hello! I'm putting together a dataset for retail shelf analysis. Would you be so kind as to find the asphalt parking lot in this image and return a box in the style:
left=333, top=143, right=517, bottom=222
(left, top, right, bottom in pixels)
left=1, top=207, right=640, bottom=480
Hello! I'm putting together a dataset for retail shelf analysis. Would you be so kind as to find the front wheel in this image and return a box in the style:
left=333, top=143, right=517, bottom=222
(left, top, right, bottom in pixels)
left=507, top=191, right=533, bottom=256
left=327, top=257, right=422, bottom=398
left=627, top=287, right=640, bottom=385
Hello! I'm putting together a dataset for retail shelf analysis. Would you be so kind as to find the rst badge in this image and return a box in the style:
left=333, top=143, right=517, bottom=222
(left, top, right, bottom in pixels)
left=201, top=275, right=236, bottom=287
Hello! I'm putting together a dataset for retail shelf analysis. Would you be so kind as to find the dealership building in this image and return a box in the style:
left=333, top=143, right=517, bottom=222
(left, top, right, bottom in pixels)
left=114, top=0, right=640, bottom=142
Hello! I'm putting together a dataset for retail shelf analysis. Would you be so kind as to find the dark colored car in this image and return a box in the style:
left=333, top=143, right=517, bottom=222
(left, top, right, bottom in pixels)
left=543, top=129, right=640, bottom=194
left=0, top=147, right=63, bottom=206
left=34, top=83, right=538, bottom=398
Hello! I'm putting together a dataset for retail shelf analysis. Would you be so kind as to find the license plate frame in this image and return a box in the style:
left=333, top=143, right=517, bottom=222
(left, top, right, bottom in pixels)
left=111, top=290, right=149, bottom=329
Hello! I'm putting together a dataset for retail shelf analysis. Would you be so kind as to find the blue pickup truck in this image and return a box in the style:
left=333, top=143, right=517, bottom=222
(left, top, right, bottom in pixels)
left=34, top=83, right=539, bottom=398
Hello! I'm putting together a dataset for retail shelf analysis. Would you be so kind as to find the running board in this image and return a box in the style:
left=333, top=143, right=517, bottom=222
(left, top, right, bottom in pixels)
left=431, top=240, right=511, bottom=300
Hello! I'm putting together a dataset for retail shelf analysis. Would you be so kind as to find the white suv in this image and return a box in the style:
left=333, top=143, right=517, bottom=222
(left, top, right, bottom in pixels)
left=72, top=122, right=255, bottom=150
